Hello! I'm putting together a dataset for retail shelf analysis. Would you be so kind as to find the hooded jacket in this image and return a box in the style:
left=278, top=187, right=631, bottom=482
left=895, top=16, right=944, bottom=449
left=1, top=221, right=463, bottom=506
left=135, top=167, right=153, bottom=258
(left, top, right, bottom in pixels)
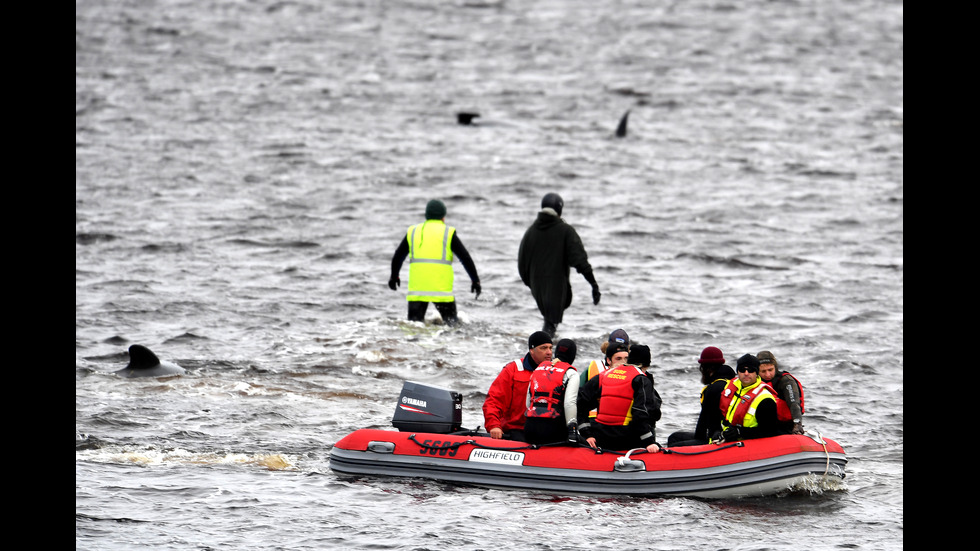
left=517, top=210, right=595, bottom=324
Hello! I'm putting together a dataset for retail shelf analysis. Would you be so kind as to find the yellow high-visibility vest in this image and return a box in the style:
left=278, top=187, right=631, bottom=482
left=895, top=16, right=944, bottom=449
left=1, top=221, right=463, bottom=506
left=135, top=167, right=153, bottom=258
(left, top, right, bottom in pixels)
left=720, top=378, right=775, bottom=429
left=406, top=220, right=455, bottom=302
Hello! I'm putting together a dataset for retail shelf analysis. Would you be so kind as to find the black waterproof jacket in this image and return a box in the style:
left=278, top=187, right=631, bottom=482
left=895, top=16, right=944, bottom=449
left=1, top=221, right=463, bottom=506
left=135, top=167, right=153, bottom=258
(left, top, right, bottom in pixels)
left=694, top=364, right=737, bottom=442
left=517, top=211, right=595, bottom=324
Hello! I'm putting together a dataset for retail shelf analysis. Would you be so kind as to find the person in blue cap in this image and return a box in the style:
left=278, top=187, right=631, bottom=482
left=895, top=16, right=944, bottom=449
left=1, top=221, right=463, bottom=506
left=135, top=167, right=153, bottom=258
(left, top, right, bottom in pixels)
left=577, top=342, right=661, bottom=452
left=389, top=199, right=481, bottom=325
left=580, top=329, right=630, bottom=389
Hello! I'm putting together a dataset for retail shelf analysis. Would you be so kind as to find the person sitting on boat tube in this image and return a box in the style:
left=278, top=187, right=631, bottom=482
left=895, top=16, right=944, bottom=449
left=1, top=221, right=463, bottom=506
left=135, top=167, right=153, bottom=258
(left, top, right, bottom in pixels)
left=667, top=346, right=736, bottom=447
left=579, top=330, right=631, bottom=420
left=577, top=343, right=662, bottom=453
left=757, top=350, right=806, bottom=435
left=388, top=199, right=481, bottom=326
left=717, top=354, right=783, bottom=442
left=579, top=328, right=630, bottom=389
left=524, top=339, right=581, bottom=445
left=482, top=331, right=553, bottom=441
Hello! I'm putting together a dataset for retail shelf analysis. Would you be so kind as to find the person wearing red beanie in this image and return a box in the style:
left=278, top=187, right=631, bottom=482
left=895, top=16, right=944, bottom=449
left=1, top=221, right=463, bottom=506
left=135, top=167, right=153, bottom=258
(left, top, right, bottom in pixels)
left=667, top=346, right=736, bottom=447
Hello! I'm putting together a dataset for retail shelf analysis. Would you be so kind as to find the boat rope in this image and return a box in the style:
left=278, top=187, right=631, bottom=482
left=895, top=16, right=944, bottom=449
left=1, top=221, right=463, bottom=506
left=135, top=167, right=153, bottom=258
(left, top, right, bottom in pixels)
left=615, top=447, right=648, bottom=465
left=804, top=429, right=831, bottom=479
left=408, top=434, right=756, bottom=459
left=407, top=434, right=643, bottom=454
left=659, top=442, right=744, bottom=455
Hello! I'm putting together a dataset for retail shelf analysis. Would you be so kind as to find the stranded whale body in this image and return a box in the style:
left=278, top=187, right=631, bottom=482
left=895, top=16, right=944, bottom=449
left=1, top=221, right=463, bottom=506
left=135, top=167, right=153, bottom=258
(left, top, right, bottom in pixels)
left=114, top=344, right=186, bottom=378
left=456, top=112, right=480, bottom=125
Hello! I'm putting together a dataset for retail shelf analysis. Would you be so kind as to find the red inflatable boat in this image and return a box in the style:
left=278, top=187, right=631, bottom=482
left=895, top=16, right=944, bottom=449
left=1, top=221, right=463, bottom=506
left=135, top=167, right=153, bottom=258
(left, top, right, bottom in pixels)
left=329, top=382, right=846, bottom=499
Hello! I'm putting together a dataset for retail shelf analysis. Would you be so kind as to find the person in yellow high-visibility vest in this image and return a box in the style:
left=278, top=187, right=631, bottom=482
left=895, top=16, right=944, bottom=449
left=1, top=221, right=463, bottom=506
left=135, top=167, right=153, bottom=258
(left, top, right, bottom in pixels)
left=716, top=354, right=782, bottom=442
left=389, top=199, right=481, bottom=325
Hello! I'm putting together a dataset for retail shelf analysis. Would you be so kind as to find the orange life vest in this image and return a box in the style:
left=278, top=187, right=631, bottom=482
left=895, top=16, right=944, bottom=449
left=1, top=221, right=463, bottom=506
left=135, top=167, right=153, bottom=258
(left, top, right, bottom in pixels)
left=594, top=364, right=644, bottom=426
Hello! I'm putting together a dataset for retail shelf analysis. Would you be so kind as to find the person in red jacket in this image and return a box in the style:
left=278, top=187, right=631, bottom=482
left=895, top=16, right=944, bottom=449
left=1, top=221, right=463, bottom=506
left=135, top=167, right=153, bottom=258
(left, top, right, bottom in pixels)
left=482, top=331, right=553, bottom=441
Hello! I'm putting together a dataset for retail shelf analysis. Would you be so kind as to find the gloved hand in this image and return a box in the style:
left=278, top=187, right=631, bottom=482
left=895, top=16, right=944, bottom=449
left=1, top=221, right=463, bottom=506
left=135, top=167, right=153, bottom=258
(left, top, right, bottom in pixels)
left=566, top=421, right=578, bottom=443
left=388, top=276, right=400, bottom=291
left=721, top=426, right=742, bottom=443
left=591, top=284, right=601, bottom=305
left=791, top=422, right=804, bottom=435
left=471, top=280, right=481, bottom=299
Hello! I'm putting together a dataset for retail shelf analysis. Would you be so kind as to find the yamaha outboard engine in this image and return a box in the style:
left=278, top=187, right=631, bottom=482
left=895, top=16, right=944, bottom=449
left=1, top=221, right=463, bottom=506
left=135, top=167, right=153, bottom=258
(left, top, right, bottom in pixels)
left=391, top=381, right=462, bottom=434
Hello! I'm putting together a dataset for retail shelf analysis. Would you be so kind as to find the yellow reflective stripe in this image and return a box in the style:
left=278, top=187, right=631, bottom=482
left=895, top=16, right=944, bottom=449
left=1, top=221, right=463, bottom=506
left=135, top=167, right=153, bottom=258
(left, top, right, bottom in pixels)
left=409, top=258, right=452, bottom=265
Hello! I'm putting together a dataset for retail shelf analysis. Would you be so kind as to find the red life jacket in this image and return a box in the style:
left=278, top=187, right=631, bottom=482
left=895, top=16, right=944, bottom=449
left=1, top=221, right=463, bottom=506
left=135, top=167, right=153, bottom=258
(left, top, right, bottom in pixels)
left=718, top=378, right=775, bottom=427
left=763, top=372, right=806, bottom=422
left=595, top=364, right=644, bottom=426
left=525, top=361, right=573, bottom=419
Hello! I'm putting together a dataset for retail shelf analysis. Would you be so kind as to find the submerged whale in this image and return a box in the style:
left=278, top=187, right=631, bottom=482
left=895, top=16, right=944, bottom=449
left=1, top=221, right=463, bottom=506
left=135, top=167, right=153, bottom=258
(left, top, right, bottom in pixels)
left=114, top=344, right=186, bottom=378
left=456, top=111, right=480, bottom=125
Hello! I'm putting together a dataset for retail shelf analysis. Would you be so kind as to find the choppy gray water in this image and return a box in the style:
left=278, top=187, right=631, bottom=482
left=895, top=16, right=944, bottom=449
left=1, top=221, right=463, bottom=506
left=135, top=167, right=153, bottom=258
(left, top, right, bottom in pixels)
left=76, top=0, right=903, bottom=549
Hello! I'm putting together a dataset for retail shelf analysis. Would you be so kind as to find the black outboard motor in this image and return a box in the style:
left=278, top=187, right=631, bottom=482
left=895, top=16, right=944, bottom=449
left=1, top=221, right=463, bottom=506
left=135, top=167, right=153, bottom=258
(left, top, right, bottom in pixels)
left=391, top=381, right=462, bottom=434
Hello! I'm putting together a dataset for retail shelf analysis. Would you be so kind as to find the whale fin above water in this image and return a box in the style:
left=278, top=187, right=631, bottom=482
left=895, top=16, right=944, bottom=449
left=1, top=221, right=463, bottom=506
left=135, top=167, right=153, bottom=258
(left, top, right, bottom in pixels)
left=114, top=344, right=186, bottom=378
left=615, top=110, right=630, bottom=137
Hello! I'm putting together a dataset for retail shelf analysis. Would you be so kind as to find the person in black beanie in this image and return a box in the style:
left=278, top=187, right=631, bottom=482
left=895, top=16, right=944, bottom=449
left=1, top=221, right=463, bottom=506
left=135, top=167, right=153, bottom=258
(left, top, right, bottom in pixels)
left=518, top=193, right=600, bottom=337
left=482, top=331, right=553, bottom=441
left=626, top=344, right=662, bottom=443
left=716, top=354, right=782, bottom=442
left=389, top=199, right=481, bottom=326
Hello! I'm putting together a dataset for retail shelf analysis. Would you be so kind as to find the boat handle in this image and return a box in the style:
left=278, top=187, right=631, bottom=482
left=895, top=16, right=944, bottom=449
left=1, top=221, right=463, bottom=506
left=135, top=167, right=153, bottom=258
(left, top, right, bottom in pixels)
left=367, top=441, right=395, bottom=454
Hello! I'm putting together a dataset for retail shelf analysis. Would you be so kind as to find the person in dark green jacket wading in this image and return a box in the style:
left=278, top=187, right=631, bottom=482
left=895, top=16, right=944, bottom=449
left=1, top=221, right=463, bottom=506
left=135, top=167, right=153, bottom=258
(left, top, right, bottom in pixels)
left=518, top=193, right=600, bottom=337
left=389, top=199, right=481, bottom=326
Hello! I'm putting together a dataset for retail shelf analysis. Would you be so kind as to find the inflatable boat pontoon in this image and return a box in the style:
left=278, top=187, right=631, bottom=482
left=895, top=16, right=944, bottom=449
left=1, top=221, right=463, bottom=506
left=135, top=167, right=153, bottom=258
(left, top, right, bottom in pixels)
left=329, top=382, right=846, bottom=499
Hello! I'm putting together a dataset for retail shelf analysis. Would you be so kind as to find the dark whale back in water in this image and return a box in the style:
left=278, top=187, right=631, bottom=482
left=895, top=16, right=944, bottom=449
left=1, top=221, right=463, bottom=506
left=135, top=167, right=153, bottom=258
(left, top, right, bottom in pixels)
left=114, top=344, right=186, bottom=378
